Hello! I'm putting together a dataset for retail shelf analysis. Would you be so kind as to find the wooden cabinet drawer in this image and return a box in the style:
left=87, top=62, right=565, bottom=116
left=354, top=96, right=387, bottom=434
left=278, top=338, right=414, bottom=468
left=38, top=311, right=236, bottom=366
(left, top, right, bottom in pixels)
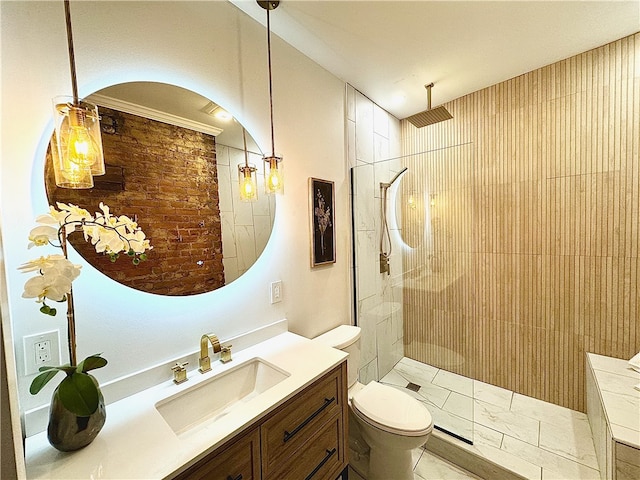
left=169, top=361, right=348, bottom=480
left=261, top=365, right=345, bottom=477
left=173, top=427, right=260, bottom=480
left=266, top=414, right=344, bottom=480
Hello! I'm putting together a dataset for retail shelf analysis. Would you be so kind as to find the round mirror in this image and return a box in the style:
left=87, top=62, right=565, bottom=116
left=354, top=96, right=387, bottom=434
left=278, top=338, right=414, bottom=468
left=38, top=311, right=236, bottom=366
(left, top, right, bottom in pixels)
left=44, top=82, right=274, bottom=296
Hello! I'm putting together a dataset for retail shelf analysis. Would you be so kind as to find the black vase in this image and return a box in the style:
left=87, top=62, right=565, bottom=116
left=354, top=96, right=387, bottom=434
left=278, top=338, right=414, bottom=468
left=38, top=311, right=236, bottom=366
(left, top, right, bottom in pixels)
left=47, top=376, right=106, bottom=452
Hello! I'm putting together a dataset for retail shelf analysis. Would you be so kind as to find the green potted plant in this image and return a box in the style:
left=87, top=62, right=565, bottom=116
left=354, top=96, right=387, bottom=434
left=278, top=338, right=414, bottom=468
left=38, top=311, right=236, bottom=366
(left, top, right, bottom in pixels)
left=19, top=202, right=151, bottom=451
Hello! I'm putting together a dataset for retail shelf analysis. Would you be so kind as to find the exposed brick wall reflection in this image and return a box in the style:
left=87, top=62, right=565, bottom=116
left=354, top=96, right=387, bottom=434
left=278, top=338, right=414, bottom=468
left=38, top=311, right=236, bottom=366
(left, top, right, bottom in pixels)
left=44, top=107, right=225, bottom=296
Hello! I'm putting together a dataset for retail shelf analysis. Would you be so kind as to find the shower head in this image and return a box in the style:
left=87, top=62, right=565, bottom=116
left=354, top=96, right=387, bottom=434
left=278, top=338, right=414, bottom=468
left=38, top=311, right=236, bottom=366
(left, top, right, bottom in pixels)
left=404, top=83, right=453, bottom=128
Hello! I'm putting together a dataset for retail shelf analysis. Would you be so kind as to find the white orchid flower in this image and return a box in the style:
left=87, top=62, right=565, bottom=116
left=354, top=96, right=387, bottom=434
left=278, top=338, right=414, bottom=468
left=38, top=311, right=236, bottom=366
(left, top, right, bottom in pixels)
left=81, top=223, right=100, bottom=243
left=93, top=227, right=126, bottom=254
left=128, top=230, right=150, bottom=253
left=56, top=202, right=91, bottom=221
left=34, top=212, right=59, bottom=226
left=41, top=257, right=82, bottom=282
left=54, top=203, right=93, bottom=235
left=45, top=205, right=69, bottom=225
left=18, top=254, right=68, bottom=273
left=28, top=225, right=59, bottom=248
left=117, top=215, right=138, bottom=233
left=21, top=202, right=151, bottom=317
left=98, top=203, right=111, bottom=222
left=22, top=270, right=72, bottom=302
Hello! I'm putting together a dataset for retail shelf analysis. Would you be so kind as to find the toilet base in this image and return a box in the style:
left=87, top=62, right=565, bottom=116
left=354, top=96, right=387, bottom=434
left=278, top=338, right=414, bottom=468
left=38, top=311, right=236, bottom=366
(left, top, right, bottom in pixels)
left=367, top=444, right=413, bottom=480
left=348, top=447, right=369, bottom=479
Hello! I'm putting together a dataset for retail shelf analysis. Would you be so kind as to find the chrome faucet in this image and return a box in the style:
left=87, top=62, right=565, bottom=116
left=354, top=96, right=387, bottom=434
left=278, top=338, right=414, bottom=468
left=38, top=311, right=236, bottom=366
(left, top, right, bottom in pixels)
left=199, top=333, right=221, bottom=373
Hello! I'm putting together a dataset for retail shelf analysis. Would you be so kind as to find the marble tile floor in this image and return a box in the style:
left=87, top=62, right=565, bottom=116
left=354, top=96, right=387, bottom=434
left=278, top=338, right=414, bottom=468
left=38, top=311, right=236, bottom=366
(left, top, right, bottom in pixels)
left=349, top=448, right=482, bottom=480
left=376, top=357, right=601, bottom=480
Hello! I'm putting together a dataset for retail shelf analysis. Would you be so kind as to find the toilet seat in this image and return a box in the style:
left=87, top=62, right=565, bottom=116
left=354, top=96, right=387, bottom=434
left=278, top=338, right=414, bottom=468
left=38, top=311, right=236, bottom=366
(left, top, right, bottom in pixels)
left=351, top=382, right=433, bottom=437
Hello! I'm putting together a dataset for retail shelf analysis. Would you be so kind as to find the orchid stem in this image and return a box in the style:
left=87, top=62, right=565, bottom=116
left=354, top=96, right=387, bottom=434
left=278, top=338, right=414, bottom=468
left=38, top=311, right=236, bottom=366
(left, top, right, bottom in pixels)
left=59, top=230, right=77, bottom=366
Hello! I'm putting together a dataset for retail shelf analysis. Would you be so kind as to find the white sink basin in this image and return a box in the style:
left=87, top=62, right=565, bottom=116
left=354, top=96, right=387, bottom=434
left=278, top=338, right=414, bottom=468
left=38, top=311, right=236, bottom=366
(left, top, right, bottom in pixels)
left=155, top=358, right=290, bottom=436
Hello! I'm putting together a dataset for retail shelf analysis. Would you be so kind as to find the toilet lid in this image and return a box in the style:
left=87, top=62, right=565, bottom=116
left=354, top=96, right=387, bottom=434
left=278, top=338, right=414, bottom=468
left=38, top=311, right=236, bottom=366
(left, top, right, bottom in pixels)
left=351, top=382, right=433, bottom=436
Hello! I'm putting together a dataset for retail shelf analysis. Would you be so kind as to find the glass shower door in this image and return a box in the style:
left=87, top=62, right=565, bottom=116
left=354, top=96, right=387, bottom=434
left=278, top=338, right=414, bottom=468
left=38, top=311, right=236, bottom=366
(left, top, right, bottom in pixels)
left=351, top=142, right=475, bottom=444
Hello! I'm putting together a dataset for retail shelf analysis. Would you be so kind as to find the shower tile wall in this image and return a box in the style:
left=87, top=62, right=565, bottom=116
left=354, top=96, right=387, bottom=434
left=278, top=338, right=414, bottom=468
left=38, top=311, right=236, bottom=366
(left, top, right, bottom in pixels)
left=217, top=145, right=276, bottom=284
left=347, top=85, right=404, bottom=383
left=401, top=33, right=640, bottom=412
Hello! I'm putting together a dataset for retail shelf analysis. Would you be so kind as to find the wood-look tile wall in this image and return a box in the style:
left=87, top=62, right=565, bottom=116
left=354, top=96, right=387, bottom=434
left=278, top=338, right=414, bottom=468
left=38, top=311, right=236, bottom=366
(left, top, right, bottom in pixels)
left=401, top=33, right=639, bottom=412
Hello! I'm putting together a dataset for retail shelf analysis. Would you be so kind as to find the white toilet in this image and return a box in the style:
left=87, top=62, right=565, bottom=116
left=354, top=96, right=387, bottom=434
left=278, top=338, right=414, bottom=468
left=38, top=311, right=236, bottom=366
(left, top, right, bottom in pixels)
left=314, top=325, right=433, bottom=480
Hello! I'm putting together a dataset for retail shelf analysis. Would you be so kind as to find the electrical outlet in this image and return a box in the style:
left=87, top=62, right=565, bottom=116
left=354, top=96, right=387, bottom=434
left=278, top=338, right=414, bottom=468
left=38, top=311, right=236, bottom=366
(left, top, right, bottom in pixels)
left=24, top=330, right=60, bottom=375
left=35, top=340, right=51, bottom=364
left=270, top=280, right=282, bottom=304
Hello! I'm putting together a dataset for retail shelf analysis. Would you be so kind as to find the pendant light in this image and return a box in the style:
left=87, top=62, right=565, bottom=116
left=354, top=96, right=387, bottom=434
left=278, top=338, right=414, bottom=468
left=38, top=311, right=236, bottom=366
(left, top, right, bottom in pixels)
left=258, top=0, right=284, bottom=195
left=52, top=0, right=105, bottom=189
left=238, top=127, right=258, bottom=202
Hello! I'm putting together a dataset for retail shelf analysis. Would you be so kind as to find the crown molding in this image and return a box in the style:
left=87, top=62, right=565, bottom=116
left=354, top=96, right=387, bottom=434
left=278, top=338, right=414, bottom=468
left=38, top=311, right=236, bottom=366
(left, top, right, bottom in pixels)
left=87, top=93, right=224, bottom=137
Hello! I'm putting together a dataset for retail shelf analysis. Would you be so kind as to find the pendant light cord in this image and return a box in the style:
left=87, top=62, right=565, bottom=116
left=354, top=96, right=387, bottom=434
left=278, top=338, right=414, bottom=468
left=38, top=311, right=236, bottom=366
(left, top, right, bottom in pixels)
left=266, top=7, right=276, bottom=157
left=243, top=127, right=249, bottom=167
left=64, top=0, right=79, bottom=104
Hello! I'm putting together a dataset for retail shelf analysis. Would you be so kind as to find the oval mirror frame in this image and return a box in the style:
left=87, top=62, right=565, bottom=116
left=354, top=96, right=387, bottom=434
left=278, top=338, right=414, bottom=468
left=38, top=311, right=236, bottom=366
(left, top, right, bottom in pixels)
left=44, top=81, right=275, bottom=296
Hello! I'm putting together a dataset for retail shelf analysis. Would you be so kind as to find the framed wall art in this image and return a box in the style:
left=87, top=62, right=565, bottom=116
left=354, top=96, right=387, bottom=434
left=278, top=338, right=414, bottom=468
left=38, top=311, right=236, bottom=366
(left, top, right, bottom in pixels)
left=309, top=177, right=336, bottom=267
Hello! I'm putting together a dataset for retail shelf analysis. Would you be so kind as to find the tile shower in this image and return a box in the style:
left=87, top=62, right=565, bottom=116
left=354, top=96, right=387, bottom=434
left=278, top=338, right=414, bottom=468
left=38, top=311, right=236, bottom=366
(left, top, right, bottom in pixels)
left=348, top=32, right=639, bottom=420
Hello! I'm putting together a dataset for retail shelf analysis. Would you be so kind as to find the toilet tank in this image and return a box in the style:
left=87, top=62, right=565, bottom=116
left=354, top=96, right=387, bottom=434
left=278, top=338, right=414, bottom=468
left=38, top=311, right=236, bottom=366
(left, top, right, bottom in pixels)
left=313, top=325, right=361, bottom=388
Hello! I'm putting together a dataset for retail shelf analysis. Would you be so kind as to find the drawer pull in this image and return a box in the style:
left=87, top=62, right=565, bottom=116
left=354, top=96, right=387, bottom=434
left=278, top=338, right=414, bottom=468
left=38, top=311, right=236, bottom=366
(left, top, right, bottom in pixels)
left=283, top=396, right=336, bottom=443
left=305, top=448, right=337, bottom=480
left=226, top=475, right=242, bottom=480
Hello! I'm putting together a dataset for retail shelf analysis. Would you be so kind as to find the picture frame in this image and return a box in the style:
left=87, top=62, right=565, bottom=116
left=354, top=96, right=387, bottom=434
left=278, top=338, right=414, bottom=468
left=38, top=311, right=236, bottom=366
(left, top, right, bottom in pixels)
left=309, top=177, right=336, bottom=267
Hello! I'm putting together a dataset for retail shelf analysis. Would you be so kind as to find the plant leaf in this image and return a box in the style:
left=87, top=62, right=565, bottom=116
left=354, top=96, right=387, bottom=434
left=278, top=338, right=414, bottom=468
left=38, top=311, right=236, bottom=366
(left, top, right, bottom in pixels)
left=77, top=354, right=108, bottom=373
left=29, top=369, right=61, bottom=395
left=58, top=373, right=99, bottom=416
left=38, top=364, right=75, bottom=374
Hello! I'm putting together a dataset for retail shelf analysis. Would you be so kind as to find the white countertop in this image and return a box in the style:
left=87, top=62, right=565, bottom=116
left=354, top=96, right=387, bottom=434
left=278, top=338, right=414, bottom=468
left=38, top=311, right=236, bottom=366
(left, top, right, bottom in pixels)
left=587, top=353, right=640, bottom=449
left=25, top=332, right=347, bottom=479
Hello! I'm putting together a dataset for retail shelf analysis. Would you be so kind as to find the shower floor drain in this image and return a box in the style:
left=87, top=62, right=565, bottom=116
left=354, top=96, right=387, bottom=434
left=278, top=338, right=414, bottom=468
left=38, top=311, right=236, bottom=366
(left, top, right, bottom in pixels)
left=406, top=382, right=421, bottom=392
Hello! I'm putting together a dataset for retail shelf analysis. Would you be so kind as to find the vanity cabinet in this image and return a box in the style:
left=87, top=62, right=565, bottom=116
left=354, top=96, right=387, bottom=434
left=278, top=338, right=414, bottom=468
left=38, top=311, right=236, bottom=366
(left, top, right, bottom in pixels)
left=261, top=362, right=346, bottom=479
left=172, top=361, right=348, bottom=480
left=175, top=427, right=261, bottom=480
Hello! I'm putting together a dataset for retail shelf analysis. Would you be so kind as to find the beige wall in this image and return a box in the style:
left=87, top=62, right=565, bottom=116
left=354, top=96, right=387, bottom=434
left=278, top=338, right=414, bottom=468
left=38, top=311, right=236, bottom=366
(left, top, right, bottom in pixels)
left=2, top=1, right=349, bottom=434
left=402, top=33, right=639, bottom=412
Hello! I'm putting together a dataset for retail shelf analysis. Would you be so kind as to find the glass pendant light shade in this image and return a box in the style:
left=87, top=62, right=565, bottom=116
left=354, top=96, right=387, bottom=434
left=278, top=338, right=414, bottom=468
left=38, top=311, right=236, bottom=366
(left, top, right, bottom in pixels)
left=50, top=126, right=94, bottom=189
left=238, top=163, right=258, bottom=202
left=51, top=0, right=105, bottom=189
left=53, top=96, right=105, bottom=179
left=264, top=154, right=283, bottom=195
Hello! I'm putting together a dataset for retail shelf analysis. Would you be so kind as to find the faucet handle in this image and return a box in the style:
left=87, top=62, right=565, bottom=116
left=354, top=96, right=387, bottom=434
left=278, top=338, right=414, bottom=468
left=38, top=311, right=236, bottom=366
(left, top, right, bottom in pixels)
left=171, top=362, right=189, bottom=384
left=220, top=345, right=233, bottom=364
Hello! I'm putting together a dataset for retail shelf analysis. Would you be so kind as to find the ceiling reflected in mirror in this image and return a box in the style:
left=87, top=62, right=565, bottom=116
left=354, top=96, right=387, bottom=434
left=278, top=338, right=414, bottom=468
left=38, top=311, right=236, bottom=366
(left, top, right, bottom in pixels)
left=44, top=81, right=275, bottom=296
